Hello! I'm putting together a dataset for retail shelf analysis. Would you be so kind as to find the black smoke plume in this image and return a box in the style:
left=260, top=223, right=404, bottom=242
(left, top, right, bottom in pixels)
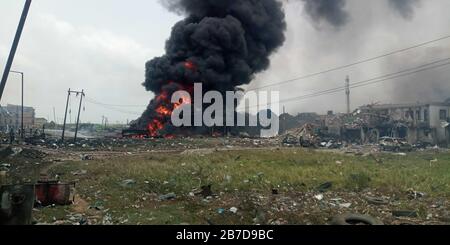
left=388, top=0, right=420, bottom=20
left=302, top=0, right=349, bottom=28
left=300, top=0, right=420, bottom=29
left=132, top=0, right=287, bottom=134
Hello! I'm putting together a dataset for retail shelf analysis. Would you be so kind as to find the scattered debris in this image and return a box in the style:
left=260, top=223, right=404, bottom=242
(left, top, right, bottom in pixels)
left=282, top=124, right=320, bottom=148
left=317, top=182, right=333, bottom=192
left=430, top=159, right=438, bottom=167
left=195, top=185, right=213, bottom=198
left=229, top=207, right=238, bottom=214
left=394, top=153, right=407, bottom=156
left=159, top=193, right=177, bottom=201
left=71, top=170, right=87, bottom=176
left=365, top=196, right=389, bottom=206
left=119, top=179, right=136, bottom=188
left=89, top=201, right=105, bottom=211
left=314, top=194, right=324, bottom=201
left=18, top=148, right=47, bottom=159
left=339, top=203, right=352, bottom=208
left=0, top=163, right=11, bottom=171
left=80, top=154, right=94, bottom=161
left=407, top=189, right=426, bottom=200
left=392, top=210, right=418, bottom=218
left=0, top=147, right=14, bottom=159
left=380, top=137, right=413, bottom=152
left=102, top=213, right=113, bottom=225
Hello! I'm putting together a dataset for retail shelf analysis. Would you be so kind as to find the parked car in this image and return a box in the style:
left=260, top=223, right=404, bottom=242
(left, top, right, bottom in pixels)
left=379, top=137, right=413, bottom=152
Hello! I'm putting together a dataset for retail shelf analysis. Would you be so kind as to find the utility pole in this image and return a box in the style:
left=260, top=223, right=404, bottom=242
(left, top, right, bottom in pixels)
left=345, top=76, right=351, bottom=114
left=0, top=0, right=32, bottom=102
left=53, top=107, right=57, bottom=124
left=10, top=71, right=24, bottom=138
left=62, top=89, right=71, bottom=142
left=9, top=70, right=24, bottom=138
left=74, top=90, right=85, bottom=142
left=282, top=105, right=286, bottom=134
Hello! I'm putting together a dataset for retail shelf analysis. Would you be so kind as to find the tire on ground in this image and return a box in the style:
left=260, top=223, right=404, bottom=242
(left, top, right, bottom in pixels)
left=331, top=213, right=384, bottom=225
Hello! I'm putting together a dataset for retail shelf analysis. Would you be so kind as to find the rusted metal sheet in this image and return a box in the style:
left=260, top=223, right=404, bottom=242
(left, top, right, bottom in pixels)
left=35, top=181, right=75, bottom=206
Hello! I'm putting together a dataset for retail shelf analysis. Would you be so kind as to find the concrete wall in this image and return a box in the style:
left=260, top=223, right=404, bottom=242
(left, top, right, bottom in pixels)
left=407, top=128, right=418, bottom=144
left=429, top=105, right=449, bottom=143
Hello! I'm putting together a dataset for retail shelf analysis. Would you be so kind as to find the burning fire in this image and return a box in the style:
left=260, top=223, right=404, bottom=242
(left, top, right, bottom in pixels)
left=148, top=83, right=192, bottom=138
left=147, top=64, right=195, bottom=138
left=184, top=61, right=197, bottom=71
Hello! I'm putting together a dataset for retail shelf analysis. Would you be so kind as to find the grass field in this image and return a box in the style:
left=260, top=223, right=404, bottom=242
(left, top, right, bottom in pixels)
left=34, top=148, right=450, bottom=225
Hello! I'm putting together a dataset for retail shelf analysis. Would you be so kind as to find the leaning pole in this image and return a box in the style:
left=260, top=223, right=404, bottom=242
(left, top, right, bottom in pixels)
left=0, top=0, right=32, bottom=102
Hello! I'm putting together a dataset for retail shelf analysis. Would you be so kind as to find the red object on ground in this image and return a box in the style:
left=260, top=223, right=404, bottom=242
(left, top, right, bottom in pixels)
left=35, top=181, right=74, bottom=206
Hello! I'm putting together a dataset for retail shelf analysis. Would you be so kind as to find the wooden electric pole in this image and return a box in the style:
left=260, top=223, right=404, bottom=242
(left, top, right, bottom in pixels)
left=0, top=0, right=32, bottom=102
left=61, top=89, right=71, bottom=142
left=61, top=89, right=85, bottom=142
left=346, top=76, right=351, bottom=114
left=74, top=90, right=85, bottom=142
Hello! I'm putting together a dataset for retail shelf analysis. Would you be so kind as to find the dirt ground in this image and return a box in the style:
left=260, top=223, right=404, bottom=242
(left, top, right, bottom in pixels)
left=1, top=137, right=449, bottom=225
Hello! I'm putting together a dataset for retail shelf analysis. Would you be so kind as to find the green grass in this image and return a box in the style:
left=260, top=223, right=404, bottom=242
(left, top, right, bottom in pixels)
left=35, top=148, right=450, bottom=225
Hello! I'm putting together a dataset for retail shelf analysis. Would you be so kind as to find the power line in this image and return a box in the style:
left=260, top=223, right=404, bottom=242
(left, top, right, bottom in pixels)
left=246, top=57, right=450, bottom=109
left=83, top=56, right=450, bottom=115
left=84, top=96, right=146, bottom=107
left=285, top=61, right=450, bottom=104
left=280, top=61, right=450, bottom=105
left=281, top=57, right=450, bottom=102
left=85, top=98, right=142, bottom=115
left=247, top=34, right=450, bottom=91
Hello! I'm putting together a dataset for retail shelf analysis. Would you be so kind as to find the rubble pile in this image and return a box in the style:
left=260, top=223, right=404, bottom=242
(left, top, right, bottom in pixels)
left=282, top=124, right=321, bottom=147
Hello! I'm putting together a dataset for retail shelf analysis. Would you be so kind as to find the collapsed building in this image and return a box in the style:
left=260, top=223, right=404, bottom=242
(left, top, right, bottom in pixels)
left=358, top=102, right=450, bottom=145
left=321, top=101, right=450, bottom=146
left=281, top=100, right=450, bottom=147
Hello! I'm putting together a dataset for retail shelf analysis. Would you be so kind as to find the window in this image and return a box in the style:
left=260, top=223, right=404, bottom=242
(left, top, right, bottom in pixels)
left=440, top=110, right=448, bottom=120
left=424, top=109, right=429, bottom=122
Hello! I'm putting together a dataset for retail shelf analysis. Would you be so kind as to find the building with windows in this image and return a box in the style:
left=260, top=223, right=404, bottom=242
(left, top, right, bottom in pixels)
left=359, top=101, right=450, bottom=145
left=0, top=104, right=36, bottom=131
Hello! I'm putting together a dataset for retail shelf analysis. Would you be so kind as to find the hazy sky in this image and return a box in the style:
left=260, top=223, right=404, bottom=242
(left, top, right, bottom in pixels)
left=1, top=0, right=449, bottom=124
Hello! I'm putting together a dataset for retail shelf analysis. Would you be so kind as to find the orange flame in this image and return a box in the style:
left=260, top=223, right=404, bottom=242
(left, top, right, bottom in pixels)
left=147, top=83, right=194, bottom=138
left=184, top=61, right=197, bottom=71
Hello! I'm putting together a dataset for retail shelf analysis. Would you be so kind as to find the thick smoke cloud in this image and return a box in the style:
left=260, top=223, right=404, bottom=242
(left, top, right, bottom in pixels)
left=147, top=0, right=286, bottom=92
left=261, top=0, right=449, bottom=116
left=388, top=0, right=420, bottom=20
left=302, top=0, right=349, bottom=28
left=300, top=0, right=420, bottom=28
left=134, top=0, right=287, bottom=131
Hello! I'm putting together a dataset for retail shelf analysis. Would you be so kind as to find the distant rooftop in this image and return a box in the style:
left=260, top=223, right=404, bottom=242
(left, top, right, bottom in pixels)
left=360, top=101, right=450, bottom=110
left=6, top=104, right=35, bottom=112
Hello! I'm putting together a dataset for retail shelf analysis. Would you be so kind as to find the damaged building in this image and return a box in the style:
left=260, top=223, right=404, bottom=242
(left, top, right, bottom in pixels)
left=0, top=104, right=37, bottom=132
left=322, top=101, right=450, bottom=146
left=358, top=102, right=450, bottom=145
left=282, top=100, right=450, bottom=148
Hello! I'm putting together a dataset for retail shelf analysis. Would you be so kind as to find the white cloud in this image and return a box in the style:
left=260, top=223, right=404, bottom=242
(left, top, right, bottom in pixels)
left=1, top=12, right=161, bottom=123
